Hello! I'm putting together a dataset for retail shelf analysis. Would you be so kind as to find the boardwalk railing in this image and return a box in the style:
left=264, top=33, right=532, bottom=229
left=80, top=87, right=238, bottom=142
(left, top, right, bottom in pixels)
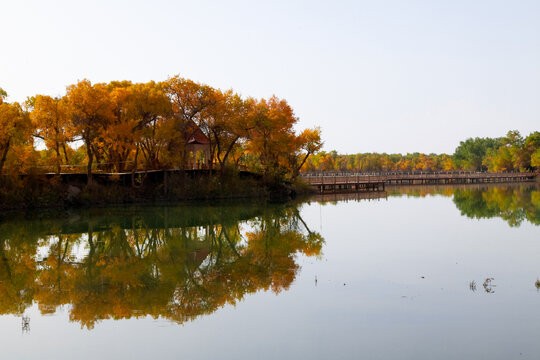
left=302, top=170, right=538, bottom=177
left=302, top=171, right=538, bottom=192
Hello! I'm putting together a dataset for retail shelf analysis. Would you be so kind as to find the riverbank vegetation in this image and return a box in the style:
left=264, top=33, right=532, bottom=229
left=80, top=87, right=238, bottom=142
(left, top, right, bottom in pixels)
left=303, top=130, right=540, bottom=173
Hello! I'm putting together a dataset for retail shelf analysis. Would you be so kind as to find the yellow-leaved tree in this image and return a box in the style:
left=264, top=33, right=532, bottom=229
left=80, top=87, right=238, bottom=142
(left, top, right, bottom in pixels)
left=30, top=95, right=72, bottom=174
left=65, top=80, right=114, bottom=185
left=0, top=93, right=33, bottom=174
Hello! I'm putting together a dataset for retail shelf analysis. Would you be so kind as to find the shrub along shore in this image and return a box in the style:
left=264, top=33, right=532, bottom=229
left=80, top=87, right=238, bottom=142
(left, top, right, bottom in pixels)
left=0, top=170, right=315, bottom=211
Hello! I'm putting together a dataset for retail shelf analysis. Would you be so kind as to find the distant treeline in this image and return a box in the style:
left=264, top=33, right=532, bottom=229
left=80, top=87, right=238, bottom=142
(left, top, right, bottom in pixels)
left=303, top=130, right=540, bottom=172
left=0, top=78, right=322, bottom=184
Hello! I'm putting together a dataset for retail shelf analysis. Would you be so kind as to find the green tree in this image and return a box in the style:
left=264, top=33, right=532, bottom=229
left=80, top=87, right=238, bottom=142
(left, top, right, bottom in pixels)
left=454, top=137, right=501, bottom=171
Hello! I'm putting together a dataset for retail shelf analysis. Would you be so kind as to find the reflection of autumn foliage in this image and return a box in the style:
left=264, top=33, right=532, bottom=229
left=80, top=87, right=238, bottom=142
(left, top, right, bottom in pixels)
left=0, top=204, right=323, bottom=329
left=453, top=185, right=540, bottom=227
left=386, top=185, right=456, bottom=198
left=0, top=237, right=36, bottom=315
left=321, top=184, right=540, bottom=227
left=387, top=184, right=540, bottom=227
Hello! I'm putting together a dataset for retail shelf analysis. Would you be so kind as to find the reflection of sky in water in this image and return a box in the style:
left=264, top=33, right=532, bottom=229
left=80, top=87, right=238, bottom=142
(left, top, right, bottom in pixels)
left=36, top=234, right=90, bottom=264
left=2, top=186, right=540, bottom=360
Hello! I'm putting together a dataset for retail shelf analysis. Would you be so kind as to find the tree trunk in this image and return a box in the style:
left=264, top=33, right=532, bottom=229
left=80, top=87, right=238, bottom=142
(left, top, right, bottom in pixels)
left=208, top=138, right=214, bottom=171
left=131, top=146, right=139, bottom=188
left=55, top=141, right=61, bottom=174
left=220, top=136, right=240, bottom=172
left=62, top=143, right=70, bottom=164
left=86, top=143, right=93, bottom=186
left=294, top=152, right=312, bottom=178
left=0, top=138, right=11, bottom=175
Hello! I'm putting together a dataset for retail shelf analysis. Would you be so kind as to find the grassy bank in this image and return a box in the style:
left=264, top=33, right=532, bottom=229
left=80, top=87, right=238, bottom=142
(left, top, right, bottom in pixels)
left=0, top=171, right=313, bottom=211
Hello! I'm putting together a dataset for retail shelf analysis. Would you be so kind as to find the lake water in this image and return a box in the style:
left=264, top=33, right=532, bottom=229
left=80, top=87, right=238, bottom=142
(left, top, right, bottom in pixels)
left=1, top=184, right=539, bottom=359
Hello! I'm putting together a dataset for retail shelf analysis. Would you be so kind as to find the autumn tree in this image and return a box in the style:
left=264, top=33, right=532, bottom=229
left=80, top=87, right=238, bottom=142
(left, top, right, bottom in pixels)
left=244, top=96, right=297, bottom=180
left=127, top=81, right=171, bottom=171
left=65, top=80, right=114, bottom=184
left=30, top=95, right=72, bottom=174
left=205, top=91, right=252, bottom=171
left=294, top=127, right=323, bottom=175
left=97, top=81, right=171, bottom=173
left=0, top=87, right=7, bottom=104
left=165, top=76, right=218, bottom=168
left=0, top=99, right=32, bottom=174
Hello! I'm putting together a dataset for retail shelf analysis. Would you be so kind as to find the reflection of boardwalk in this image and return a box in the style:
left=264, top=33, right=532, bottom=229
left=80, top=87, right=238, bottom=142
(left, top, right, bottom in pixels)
left=310, top=182, right=540, bottom=205
left=383, top=171, right=537, bottom=185
left=313, top=191, right=388, bottom=203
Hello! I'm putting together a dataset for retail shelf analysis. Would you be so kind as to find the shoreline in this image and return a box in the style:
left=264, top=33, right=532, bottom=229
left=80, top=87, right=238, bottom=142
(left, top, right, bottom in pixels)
left=1, top=171, right=537, bottom=213
left=0, top=171, right=315, bottom=213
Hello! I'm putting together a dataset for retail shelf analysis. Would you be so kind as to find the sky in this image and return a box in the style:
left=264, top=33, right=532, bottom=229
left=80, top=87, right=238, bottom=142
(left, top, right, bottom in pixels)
left=1, top=0, right=539, bottom=154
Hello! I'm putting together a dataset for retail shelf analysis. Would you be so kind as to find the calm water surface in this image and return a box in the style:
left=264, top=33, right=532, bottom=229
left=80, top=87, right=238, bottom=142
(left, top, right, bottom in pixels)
left=1, top=184, right=539, bottom=359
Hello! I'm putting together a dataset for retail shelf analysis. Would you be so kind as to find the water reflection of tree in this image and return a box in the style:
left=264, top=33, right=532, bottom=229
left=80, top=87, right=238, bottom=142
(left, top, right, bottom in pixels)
left=395, top=184, right=540, bottom=226
left=453, top=186, right=540, bottom=227
left=323, top=184, right=540, bottom=227
left=0, top=204, right=323, bottom=329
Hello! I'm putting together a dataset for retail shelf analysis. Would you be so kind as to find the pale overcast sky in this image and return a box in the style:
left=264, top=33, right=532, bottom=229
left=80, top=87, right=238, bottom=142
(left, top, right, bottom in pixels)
left=1, top=0, right=538, bottom=154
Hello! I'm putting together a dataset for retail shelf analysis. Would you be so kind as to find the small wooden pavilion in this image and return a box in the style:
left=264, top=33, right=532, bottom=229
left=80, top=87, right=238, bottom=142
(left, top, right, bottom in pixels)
left=183, top=120, right=211, bottom=169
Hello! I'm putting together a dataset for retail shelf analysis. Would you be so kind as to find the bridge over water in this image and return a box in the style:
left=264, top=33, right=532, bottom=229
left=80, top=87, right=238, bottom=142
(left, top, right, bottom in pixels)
left=301, top=171, right=538, bottom=193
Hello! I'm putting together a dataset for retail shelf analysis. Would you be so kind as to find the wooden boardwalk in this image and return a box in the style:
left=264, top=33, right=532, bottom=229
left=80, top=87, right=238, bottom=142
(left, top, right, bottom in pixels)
left=302, top=171, right=538, bottom=193
left=304, top=175, right=385, bottom=193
